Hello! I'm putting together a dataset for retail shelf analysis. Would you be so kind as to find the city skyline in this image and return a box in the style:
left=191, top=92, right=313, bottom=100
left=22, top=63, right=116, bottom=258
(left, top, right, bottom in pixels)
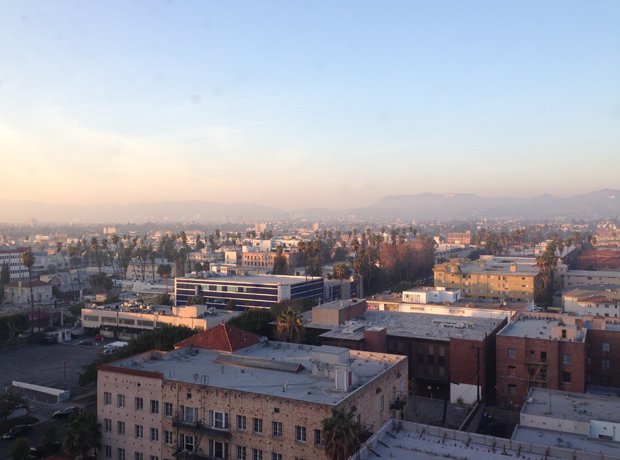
left=1, top=1, right=619, bottom=210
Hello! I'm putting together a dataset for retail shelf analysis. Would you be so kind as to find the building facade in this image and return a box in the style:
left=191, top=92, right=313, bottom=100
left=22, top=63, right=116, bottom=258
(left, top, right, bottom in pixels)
left=4, top=280, right=53, bottom=305
left=241, top=251, right=302, bottom=270
left=0, top=247, right=31, bottom=282
left=175, top=275, right=324, bottom=309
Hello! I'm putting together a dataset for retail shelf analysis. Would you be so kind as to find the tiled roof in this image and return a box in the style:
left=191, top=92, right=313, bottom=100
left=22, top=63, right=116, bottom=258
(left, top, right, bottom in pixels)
left=174, top=324, right=261, bottom=352
left=97, top=364, right=164, bottom=379
left=6, top=280, right=52, bottom=288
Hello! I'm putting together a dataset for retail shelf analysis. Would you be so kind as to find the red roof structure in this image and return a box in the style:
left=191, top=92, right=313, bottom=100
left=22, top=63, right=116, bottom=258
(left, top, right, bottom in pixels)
left=174, top=324, right=261, bottom=352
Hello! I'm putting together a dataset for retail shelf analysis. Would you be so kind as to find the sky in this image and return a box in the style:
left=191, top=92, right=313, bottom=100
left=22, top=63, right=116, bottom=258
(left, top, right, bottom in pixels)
left=0, top=1, right=619, bottom=211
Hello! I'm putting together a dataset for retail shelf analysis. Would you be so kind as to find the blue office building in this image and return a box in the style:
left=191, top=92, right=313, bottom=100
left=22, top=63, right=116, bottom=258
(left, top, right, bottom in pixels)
left=175, top=274, right=324, bottom=310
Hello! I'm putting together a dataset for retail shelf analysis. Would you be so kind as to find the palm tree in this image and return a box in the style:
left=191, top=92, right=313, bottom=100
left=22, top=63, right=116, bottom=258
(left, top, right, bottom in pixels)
left=67, top=245, right=81, bottom=301
left=276, top=308, right=305, bottom=343
left=21, top=250, right=36, bottom=332
left=62, top=411, right=101, bottom=460
left=56, top=242, right=74, bottom=301
left=111, top=234, right=120, bottom=277
left=90, top=238, right=101, bottom=273
left=332, top=263, right=352, bottom=300
left=322, top=407, right=362, bottom=460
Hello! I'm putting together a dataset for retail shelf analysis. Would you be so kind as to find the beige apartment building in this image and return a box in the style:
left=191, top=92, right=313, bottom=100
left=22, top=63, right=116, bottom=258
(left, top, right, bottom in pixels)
left=554, top=266, right=620, bottom=290
left=241, top=251, right=302, bottom=270
left=433, top=258, right=542, bottom=301
left=97, top=325, right=408, bottom=460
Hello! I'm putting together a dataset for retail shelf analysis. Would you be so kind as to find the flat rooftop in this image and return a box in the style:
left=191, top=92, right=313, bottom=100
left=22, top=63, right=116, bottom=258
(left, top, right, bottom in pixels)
left=305, top=310, right=501, bottom=342
left=512, top=425, right=620, bottom=457
left=565, top=270, right=620, bottom=278
left=364, top=420, right=581, bottom=460
left=104, top=342, right=404, bottom=406
left=438, top=259, right=540, bottom=276
left=177, top=274, right=319, bottom=285
left=498, top=317, right=586, bottom=341
left=522, top=388, right=620, bottom=423
left=315, top=299, right=364, bottom=310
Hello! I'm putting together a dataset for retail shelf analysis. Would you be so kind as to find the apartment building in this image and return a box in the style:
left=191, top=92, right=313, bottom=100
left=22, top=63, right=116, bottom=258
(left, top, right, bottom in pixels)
left=433, top=257, right=542, bottom=301
left=563, top=286, right=620, bottom=317
left=555, top=268, right=620, bottom=290
left=446, top=231, right=472, bottom=245
left=97, top=325, right=408, bottom=460
left=126, top=262, right=176, bottom=280
left=4, top=280, right=53, bottom=305
left=0, top=247, right=30, bottom=282
left=241, top=251, right=302, bottom=270
left=304, top=299, right=507, bottom=404
left=496, top=315, right=588, bottom=407
left=175, top=275, right=324, bottom=309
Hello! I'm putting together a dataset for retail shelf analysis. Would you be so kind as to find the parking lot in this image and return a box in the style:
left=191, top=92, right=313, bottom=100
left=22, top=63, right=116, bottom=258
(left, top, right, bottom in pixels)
left=0, top=341, right=102, bottom=397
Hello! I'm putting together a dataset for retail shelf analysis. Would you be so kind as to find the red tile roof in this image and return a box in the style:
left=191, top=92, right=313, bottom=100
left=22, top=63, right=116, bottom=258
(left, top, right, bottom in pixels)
left=97, top=364, right=164, bottom=379
left=6, top=280, right=52, bottom=288
left=174, top=324, right=261, bottom=352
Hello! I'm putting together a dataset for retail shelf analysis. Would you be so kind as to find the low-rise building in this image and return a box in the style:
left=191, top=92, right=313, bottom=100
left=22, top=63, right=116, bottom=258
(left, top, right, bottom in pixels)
left=97, top=325, right=408, bottom=460
left=563, top=286, right=620, bottom=317
left=0, top=247, right=30, bottom=282
left=241, top=251, right=302, bottom=270
left=175, top=274, right=324, bottom=309
left=558, top=269, right=620, bottom=290
left=4, top=280, right=54, bottom=305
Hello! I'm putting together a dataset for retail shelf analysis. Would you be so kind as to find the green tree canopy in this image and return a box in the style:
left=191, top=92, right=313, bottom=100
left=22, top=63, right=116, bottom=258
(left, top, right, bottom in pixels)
left=10, top=436, right=30, bottom=460
left=226, top=309, right=274, bottom=338
left=322, top=407, right=363, bottom=460
left=62, top=411, right=101, bottom=460
left=0, top=391, right=29, bottom=422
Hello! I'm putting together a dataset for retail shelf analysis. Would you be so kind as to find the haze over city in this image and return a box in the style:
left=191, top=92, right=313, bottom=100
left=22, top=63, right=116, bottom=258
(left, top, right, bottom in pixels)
left=1, top=1, right=619, bottom=213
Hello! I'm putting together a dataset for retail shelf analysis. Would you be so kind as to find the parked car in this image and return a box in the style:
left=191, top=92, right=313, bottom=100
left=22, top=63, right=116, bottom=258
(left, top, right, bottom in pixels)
left=38, top=336, right=57, bottom=345
left=94, top=334, right=104, bottom=341
left=28, top=441, right=62, bottom=459
left=77, top=340, right=93, bottom=346
left=52, top=406, right=81, bottom=419
left=3, top=424, right=33, bottom=440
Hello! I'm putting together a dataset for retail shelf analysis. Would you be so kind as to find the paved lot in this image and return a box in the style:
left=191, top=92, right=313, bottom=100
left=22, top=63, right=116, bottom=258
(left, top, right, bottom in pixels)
left=0, top=342, right=102, bottom=397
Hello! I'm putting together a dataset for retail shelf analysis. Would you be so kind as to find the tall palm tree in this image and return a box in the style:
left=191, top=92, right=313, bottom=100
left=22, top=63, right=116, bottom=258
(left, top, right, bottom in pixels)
left=21, top=250, right=36, bottom=332
left=332, top=263, right=352, bottom=300
left=62, top=411, right=101, bottom=460
left=90, top=237, right=101, bottom=273
left=55, top=242, right=74, bottom=302
left=67, top=245, right=81, bottom=302
left=276, top=308, right=305, bottom=343
left=111, top=234, right=120, bottom=277
left=157, top=264, right=172, bottom=293
left=322, top=407, right=362, bottom=460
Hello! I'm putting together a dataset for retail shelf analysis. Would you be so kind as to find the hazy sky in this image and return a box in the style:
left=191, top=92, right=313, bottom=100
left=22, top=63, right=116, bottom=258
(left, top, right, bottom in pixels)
left=1, top=1, right=619, bottom=210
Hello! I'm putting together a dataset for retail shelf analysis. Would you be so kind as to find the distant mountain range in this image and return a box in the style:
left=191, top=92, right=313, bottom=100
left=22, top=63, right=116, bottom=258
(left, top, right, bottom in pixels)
left=1, top=189, right=619, bottom=224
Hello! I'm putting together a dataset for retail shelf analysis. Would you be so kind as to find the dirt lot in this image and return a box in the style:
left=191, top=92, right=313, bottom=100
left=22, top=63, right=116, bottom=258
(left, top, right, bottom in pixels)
left=0, top=342, right=101, bottom=397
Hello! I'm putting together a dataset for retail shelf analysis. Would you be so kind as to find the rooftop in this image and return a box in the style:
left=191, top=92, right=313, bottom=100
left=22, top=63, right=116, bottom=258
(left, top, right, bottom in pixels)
left=305, top=309, right=502, bottom=342
left=102, top=342, right=405, bottom=406
left=176, top=274, right=320, bottom=286
left=498, top=317, right=586, bottom=341
left=564, top=285, right=620, bottom=302
left=436, top=258, right=540, bottom=276
left=173, top=324, right=261, bottom=352
left=564, top=270, right=620, bottom=278
left=522, top=388, right=620, bottom=423
left=512, top=426, right=620, bottom=457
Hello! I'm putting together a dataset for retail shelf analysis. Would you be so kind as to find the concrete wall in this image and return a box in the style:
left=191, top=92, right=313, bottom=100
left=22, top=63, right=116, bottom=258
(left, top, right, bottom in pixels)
left=520, top=413, right=589, bottom=436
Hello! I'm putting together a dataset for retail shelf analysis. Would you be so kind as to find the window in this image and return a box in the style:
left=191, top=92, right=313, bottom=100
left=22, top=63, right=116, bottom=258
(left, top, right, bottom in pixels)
left=253, top=418, right=263, bottom=434
left=380, top=395, right=384, bottom=411
left=211, top=440, right=227, bottom=459
left=150, top=400, right=159, bottom=414
left=272, top=421, right=282, bottom=437
left=150, top=428, right=159, bottom=442
left=314, top=429, right=323, bottom=446
left=211, top=411, right=228, bottom=429
left=508, top=348, right=516, bottom=359
left=104, top=418, right=112, bottom=432
left=237, top=446, right=246, bottom=460
left=135, top=397, right=144, bottom=411
left=164, top=402, right=173, bottom=417
left=104, top=392, right=112, bottom=405
left=117, top=421, right=125, bottom=435
left=135, top=425, right=143, bottom=439
left=180, top=434, right=194, bottom=451
left=563, top=354, right=571, bottom=365
left=508, top=366, right=516, bottom=376
left=529, top=350, right=535, bottom=358
left=164, top=431, right=173, bottom=445
left=508, top=384, right=516, bottom=395
left=252, top=449, right=262, bottom=460
left=104, top=445, right=112, bottom=459
left=237, top=415, right=246, bottom=431
left=604, top=342, right=611, bottom=352
left=272, top=455, right=282, bottom=460
left=541, top=352, right=547, bottom=362
left=150, top=456, right=158, bottom=460
left=561, top=329, right=567, bottom=339
left=603, top=358, right=610, bottom=369
left=295, top=426, right=306, bottom=442
left=117, top=449, right=125, bottom=460
left=587, top=357, right=592, bottom=365
left=118, top=394, right=126, bottom=408
left=563, top=372, right=572, bottom=383
left=180, top=405, right=198, bottom=423
left=135, top=453, right=143, bottom=460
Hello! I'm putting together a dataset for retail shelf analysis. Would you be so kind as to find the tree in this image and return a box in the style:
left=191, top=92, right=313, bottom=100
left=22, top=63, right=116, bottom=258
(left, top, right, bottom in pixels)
left=276, top=308, right=305, bottom=343
left=322, top=407, right=362, bottom=460
left=0, top=391, right=28, bottom=423
left=0, top=312, right=30, bottom=341
left=103, top=294, right=120, bottom=304
left=157, top=264, right=173, bottom=293
left=90, top=237, right=102, bottom=273
left=225, top=300, right=236, bottom=311
left=9, top=436, right=30, bottom=460
left=88, top=273, right=113, bottom=294
left=185, top=293, right=206, bottom=305
left=62, top=411, right=101, bottom=460
left=272, top=246, right=289, bottom=275
left=20, top=250, right=36, bottom=332
left=42, top=423, right=59, bottom=455
left=226, top=309, right=274, bottom=338
left=332, top=263, right=352, bottom=300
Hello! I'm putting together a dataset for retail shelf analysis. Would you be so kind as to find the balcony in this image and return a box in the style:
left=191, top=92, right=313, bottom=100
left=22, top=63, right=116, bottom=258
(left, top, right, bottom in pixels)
left=172, top=419, right=232, bottom=438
